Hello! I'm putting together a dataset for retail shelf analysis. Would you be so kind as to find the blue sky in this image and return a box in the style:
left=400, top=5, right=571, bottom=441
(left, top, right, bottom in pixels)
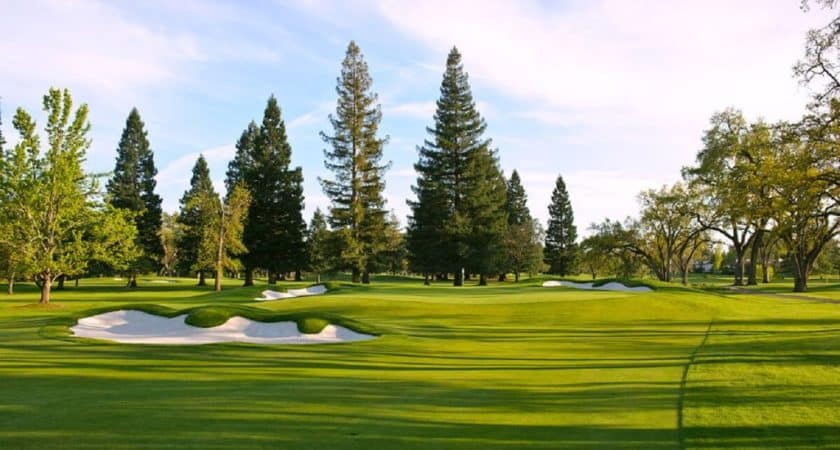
left=0, top=0, right=833, bottom=232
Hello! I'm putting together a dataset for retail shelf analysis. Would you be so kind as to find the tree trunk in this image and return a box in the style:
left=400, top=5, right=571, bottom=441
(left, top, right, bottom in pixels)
left=681, top=270, right=688, bottom=286
left=127, top=272, right=138, bottom=289
left=295, top=270, right=302, bottom=282
left=762, top=263, right=770, bottom=284
left=734, top=251, right=746, bottom=286
left=75, top=278, right=79, bottom=287
left=39, top=273, right=51, bottom=304
left=7, top=276, right=13, bottom=295
left=56, top=274, right=66, bottom=290
left=214, top=266, right=222, bottom=292
left=362, top=271, right=370, bottom=284
left=514, top=272, right=520, bottom=283
left=794, top=275, right=807, bottom=293
left=268, top=271, right=277, bottom=285
left=424, top=273, right=430, bottom=286
left=747, top=230, right=763, bottom=286
left=197, top=271, right=206, bottom=286
left=478, top=273, right=488, bottom=286
left=351, top=267, right=360, bottom=283
left=453, top=269, right=463, bottom=287
left=590, top=271, right=596, bottom=280
left=464, top=270, right=471, bottom=281
left=498, top=273, right=506, bottom=282
left=243, top=268, right=254, bottom=287
left=316, top=273, right=321, bottom=284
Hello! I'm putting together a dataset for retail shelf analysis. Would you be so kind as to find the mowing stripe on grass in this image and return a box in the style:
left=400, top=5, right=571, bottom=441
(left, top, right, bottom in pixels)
left=677, top=320, right=714, bottom=450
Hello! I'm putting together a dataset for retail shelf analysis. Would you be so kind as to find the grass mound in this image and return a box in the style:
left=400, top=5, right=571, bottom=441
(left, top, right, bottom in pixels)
left=296, top=317, right=329, bottom=334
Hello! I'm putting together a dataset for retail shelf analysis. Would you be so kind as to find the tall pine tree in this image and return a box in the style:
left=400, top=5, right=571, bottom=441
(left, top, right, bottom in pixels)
left=506, top=170, right=530, bottom=226
left=408, top=47, right=507, bottom=286
left=106, top=108, right=163, bottom=287
left=320, top=41, right=389, bottom=284
left=544, top=174, right=578, bottom=276
left=503, top=170, right=542, bottom=282
left=176, top=155, right=217, bottom=286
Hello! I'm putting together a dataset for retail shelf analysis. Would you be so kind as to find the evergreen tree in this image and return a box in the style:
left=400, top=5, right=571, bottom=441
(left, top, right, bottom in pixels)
left=408, top=47, right=507, bottom=286
left=544, top=174, right=578, bottom=275
left=106, top=108, right=163, bottom=287
left=225, top=121, right=257, bottom=195
left=306, top=208, right=332, bottom=283
left=226, top=121, right=258, bottom=284
left=506, top=170, right=530, bottom=225
left=176, top=155, right=217, bottom=286
left=320, top=41, right=389, bottom=284
left=503, top=170, right=542, bottom=282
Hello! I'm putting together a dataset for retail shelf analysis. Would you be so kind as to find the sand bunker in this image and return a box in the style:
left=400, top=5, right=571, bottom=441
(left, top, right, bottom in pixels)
left=255, top=284, right=327, bottom=301
left=542, top=280, right=652, bottom=292
left=71, top=310, right=374, bottom=345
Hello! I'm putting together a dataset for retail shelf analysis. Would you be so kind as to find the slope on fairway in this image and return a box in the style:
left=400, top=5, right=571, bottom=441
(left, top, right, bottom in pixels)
left=0, top=277, right=839, bottom=449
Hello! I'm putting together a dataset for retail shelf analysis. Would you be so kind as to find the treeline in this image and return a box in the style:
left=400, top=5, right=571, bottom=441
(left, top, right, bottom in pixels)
left=0, top=42, right=575, bottom=304
left=576, top=3, right=840, bottom=293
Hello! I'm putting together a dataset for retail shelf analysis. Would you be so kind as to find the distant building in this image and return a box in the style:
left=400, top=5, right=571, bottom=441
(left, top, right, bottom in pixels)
left=693, top=261, right=714, bottom=273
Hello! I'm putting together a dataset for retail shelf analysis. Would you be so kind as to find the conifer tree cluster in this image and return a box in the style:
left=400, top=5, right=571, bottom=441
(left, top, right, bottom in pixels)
left=226, top=96, right=306, bottom=285
left=407, top=47, right=509, bottom=286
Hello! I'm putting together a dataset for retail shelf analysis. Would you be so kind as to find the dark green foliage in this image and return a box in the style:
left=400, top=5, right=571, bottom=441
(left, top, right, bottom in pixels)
left=176, top=155, right=217, bottom=280
left=106, top=108, right=164, bottom=279
left=225, top=121, right=258, bottom=195
left=227, top=97, right=307, bottom=282
left=544, top=174, right=578, bottom=275
left=408, top=47, right=507, bottom=286
left=506, top=170, right=530, bottom=225
left=320, top=41, right=389, bottom=283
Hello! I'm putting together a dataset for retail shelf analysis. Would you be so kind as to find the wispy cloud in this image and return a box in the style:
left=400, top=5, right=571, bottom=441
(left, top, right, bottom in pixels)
left=384, top=101, right=436, bottom=119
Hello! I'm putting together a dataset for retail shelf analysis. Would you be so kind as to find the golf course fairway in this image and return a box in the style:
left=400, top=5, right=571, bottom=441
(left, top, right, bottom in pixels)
left=1, top=276, right=839, bottom=449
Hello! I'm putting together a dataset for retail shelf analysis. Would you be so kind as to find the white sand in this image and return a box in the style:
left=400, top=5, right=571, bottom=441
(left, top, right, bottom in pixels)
left=541, top=280, right=652, bottom=292
left=255, top=284, right=328, bottom=301
left=71, top=310, right=375, bottom=345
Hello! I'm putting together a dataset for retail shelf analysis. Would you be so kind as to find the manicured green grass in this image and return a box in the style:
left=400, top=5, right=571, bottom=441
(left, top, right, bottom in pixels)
left=1, top=275, right=839, bottom=448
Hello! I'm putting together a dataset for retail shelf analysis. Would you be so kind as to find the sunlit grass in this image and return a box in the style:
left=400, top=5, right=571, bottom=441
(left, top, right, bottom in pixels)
left=0, top=275, right=838, bottom=448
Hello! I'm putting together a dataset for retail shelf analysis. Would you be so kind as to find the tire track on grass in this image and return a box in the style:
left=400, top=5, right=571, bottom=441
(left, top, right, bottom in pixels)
left=677, top=320, right=714, bottom=450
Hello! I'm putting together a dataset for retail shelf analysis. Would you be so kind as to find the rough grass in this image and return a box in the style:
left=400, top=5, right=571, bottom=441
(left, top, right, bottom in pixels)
left=0, top=274, right=839, bottom=449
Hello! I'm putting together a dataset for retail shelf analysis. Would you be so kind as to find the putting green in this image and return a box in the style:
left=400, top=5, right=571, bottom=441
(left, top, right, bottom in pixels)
left=0, top=276, right=839, bottom=449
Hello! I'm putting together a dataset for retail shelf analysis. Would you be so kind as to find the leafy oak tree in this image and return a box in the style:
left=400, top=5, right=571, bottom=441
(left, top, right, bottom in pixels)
left=0, top=89, right=136, bottom=303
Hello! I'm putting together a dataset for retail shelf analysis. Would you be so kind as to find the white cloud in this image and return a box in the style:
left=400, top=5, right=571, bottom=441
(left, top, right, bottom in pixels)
left=0, top=0, right=203, bottom=105
left=385, top=101, right=436, bottom=119
left=520, top=168, right=679, bottom=236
